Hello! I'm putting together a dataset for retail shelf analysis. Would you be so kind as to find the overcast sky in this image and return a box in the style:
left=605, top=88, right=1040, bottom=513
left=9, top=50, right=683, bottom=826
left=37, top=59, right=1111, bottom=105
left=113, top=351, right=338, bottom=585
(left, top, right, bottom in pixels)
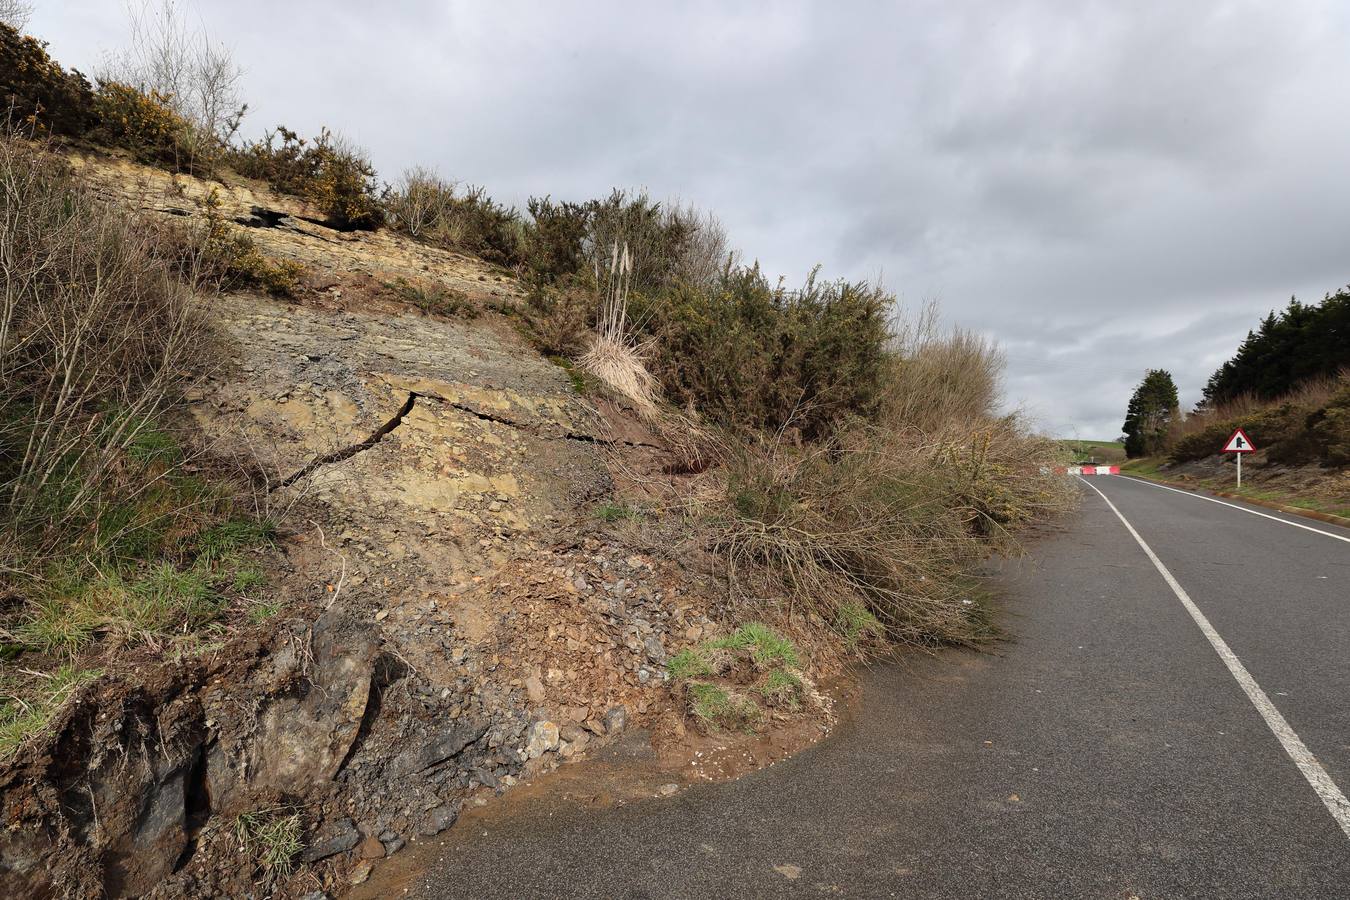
left=29, top=1, right=1350, bottom=438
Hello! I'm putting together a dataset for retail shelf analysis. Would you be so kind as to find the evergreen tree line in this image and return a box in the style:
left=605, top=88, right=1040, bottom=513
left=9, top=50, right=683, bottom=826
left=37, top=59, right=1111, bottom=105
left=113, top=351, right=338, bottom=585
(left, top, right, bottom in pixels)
left=1201, top=288, right=1350, bottom=407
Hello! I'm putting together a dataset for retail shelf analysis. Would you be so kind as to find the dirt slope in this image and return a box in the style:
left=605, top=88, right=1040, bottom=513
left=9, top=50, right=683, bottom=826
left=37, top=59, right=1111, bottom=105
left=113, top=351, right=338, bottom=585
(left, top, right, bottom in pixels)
left=0, top=151, right=829, bottom=898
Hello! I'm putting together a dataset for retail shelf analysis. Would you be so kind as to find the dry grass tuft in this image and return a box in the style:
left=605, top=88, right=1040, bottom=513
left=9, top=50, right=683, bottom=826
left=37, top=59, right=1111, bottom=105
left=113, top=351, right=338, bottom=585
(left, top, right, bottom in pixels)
left=579, top=241, right=660, bottom=414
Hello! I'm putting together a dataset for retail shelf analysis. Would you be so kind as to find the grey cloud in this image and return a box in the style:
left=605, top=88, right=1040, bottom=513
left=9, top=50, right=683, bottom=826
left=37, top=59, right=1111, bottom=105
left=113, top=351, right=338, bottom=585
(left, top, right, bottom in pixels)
left=28, top=0, right=1350, bottom=438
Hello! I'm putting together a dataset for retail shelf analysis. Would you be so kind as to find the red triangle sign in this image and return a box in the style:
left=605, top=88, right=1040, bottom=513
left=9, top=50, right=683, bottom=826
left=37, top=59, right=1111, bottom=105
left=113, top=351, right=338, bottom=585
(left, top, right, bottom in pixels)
left=1222, top=428, right=1255, bottom=453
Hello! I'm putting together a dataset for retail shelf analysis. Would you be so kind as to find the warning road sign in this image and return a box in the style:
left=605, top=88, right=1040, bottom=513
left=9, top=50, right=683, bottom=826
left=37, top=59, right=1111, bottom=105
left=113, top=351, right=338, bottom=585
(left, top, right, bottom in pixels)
left=1222, top=429, right=1255, bottom=453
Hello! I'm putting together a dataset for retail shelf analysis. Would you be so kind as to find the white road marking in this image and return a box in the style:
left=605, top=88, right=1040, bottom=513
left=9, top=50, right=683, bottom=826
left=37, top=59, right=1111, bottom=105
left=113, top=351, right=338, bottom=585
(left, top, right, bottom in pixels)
left=1079, top=476, right=1350, bottom=840
left=1116, top=475, right=1350, bottom=545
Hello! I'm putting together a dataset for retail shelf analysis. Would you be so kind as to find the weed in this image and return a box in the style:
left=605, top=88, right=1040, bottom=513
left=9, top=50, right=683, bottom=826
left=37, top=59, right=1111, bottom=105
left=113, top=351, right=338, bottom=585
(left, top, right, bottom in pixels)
left=235, top=808, right=303, bottom=877
left=547, top=356, right=589, bottom=394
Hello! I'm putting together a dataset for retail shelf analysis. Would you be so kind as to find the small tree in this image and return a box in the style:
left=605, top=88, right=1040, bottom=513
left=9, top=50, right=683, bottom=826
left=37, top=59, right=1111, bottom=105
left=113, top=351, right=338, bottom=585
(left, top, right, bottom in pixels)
left=1122, top=369, right=1180, bottom=458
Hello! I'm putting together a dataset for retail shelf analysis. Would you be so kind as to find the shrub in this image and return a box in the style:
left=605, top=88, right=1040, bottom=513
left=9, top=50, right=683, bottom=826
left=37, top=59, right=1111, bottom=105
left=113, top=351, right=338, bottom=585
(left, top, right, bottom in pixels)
left=712, top=422, right=1069, bottom=650
left=92, top=79, right=204, bottom=171
left=0, top=24, right=97, bottom=136
left=231, top=126, right=384, bottom=230
left=0, top=135, right=273, bottom=666
left=384, top=169, right=524, bottom=264
left=523, top=282, right=592, bottom=356
left=1168, top=375, right=1350, bottom=466
left=0, top=135, right=209, bottom=557
left=882, top=315, right=1004, bottom=433
left=631, top=265, right=891, bottom=439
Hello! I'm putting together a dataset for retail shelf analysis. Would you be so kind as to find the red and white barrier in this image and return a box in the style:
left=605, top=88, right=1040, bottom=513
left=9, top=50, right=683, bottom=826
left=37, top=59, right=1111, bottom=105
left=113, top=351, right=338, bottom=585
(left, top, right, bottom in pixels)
left=1053, top=465, right=1119, bottom=475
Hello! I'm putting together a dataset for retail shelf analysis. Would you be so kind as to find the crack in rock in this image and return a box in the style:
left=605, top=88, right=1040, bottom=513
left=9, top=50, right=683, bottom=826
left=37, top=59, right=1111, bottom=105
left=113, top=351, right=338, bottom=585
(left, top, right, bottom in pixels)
left=273, top=391, right=664, bottom=489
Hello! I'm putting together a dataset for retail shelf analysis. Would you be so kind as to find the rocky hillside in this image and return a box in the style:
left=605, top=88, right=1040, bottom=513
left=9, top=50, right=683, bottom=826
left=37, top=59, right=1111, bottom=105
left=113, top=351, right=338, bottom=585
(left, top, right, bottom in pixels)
left=0, top=149, right=832, bottom=899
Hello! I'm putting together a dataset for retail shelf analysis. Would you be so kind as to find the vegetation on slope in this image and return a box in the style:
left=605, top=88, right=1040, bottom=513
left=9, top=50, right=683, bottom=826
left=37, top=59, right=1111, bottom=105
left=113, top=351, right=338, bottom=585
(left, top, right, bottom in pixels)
left=1202, top=290, right=1350, bottom=407
left=2, top=9, right=1071, bottom=715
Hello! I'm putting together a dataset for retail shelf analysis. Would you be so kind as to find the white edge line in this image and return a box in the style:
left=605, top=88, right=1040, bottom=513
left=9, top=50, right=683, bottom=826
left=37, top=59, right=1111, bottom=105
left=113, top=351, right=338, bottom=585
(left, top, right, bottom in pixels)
left=1079, top=475, right=1350, bottom=840
left=1115, top=474, right=1350, bottom=545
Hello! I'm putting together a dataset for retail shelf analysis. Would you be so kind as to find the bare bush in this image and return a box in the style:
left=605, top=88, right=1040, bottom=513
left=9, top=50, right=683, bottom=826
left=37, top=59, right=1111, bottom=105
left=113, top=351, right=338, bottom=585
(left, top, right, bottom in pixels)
left=882, top=306, right=1005, bottom=434
left=0, top=134, right=210, bottom=564
left=712, top=419, right=1071, bottom=653
left=101, top=0, right=245, bottom=144
left=0, top=0, right=31, bottom=30
left=383, top=167, right=522, bottom=260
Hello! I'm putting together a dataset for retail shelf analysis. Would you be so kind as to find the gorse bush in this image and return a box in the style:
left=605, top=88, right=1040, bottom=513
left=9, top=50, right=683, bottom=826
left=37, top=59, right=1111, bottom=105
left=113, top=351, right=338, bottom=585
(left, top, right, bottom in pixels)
left=631, top=265, right=891, bottom=439
left=90, top=79, right=203, bottom=171
left=0, top=24, right=97, bottom=136
left=1, top=22, right=232, bottom=175
left=231, top=126, right=384, bottom=230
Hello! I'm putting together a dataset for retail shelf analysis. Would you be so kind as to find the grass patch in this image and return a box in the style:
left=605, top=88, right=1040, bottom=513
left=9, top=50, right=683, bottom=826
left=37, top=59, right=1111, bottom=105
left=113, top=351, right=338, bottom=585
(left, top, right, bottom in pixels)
left=834, top=602, right=884, bottom=648
left=195, top=517, right=277, bottom=565
left=0, top=666, right=101, bottom=759
left=666, top=648, right=713, bottom=680
left=385, top=277, right=478, bottom=318
left=685, top=682, right=762, bottom=731
left=755, top=669, right=804, bottom=708
left=595, top=501, right=644, bottom=523
left=709, top=622, right=799, bottom=668
left=235, top=808, right=303, bottom=878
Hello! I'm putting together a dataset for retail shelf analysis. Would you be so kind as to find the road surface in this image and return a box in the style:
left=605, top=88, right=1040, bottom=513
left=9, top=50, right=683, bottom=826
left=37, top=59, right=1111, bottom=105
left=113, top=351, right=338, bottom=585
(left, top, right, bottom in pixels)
left=400, top=475, right=1350, bottom=899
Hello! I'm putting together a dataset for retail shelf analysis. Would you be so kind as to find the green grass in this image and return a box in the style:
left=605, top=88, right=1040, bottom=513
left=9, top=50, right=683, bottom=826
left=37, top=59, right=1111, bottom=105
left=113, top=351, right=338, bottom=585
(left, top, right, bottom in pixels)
left=755, top=669, right=803, bottom=708
left=834, top=602, right=883, bottom=647
left=194, top=517, right=277, bottom=564
left=235, top=808, right=303, bottom=877
left=1122, top=460, right=1350, bottom=520
left=666, top=648, right=713, bottom=680
left=0, top=666, right=101, bottom=758
left=548, top=355, right=588, bottom=394
left=709, top=623, right=799, bottom=668
left=686, top=682, right=762, bottom=731
left=595, top=501, right=644, bottom=523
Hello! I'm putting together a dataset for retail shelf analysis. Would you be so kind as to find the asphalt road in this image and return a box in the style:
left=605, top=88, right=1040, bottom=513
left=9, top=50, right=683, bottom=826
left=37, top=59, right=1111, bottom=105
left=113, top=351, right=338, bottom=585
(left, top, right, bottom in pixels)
left=405, top=475, right=1350, bottom=899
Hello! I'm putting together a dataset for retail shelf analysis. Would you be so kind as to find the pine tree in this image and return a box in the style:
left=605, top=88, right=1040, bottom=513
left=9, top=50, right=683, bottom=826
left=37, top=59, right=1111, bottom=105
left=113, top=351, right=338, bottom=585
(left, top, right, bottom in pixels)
left=1122, top=369, right=1180, bottom=458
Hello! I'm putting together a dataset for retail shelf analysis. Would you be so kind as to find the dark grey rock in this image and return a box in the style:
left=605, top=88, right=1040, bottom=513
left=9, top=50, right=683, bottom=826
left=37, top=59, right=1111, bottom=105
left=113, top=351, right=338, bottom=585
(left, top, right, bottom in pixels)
left=605, top=705, right=627, bottom=735
left=421, top=802, right=460, bottom=836
left=301, top=818, right=360, bottom=863
left=392, top=719, right=489, bottom=775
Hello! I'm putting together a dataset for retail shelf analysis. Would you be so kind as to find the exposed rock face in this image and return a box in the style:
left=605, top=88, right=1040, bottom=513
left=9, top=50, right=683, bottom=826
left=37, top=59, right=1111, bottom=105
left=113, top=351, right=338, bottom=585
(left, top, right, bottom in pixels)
left=0, top=150, right=725, bottom=899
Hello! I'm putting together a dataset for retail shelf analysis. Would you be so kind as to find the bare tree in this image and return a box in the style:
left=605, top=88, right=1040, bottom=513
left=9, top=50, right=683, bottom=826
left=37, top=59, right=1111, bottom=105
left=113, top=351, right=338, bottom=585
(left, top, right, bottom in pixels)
left=0, top=0, right=33, bottom=30
left=102, top=0, right=245, bottom=141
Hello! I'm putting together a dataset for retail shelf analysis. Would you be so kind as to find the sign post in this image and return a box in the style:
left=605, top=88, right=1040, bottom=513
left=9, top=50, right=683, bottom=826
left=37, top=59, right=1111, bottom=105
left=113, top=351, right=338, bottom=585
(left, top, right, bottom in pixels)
left=1221, top=428, right=1255, bottom=487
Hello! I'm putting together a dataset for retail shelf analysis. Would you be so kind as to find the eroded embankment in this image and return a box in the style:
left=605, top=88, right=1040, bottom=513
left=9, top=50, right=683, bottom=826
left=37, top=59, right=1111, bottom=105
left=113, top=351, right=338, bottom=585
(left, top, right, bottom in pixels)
left=0, top=153, right=837, bottom=899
